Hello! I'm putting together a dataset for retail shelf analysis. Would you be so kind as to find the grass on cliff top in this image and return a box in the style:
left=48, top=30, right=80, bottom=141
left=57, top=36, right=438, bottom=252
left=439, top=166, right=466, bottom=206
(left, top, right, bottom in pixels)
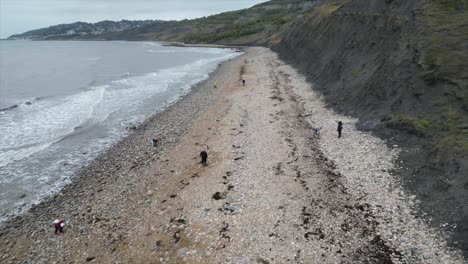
left=419, top=0, right=468, bottom=154
left=311, top=0, right=350, bottom=16
left=182, top=8, right=295, bottom=44
left=255, top=0, right=310, bottom=5
left=393, top=109, right=468, bottom=154
left=147, top=0, right=319, bottom=45
left=422, top=0, right=468, bottom=88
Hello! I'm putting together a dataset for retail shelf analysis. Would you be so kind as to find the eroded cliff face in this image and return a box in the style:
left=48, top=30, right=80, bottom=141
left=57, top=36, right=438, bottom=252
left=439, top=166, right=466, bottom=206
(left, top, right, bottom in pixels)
left=275, top=0, right=423, bottom=117
left=273, top=0, right=468, bottom=256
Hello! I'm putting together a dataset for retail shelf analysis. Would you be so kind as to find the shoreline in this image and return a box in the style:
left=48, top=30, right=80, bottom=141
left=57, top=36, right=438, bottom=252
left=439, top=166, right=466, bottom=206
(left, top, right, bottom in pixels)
left=162, top=41, right=248, bottom=50
left=0, top=48, right=241, bottom=225
left=0, top=46, right=243, bottom=223
left=0, top=47, right=464, bottom=263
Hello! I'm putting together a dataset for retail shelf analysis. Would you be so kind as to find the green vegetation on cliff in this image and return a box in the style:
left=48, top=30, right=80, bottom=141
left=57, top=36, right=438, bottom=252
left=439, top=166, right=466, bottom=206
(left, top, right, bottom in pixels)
left=127, top=0, right=313, bottom=45
left=419, top=0, right=468, bottom=154
left=17, top=0, right=313, bottom=44
left=422, top=0, right=468, bottom=86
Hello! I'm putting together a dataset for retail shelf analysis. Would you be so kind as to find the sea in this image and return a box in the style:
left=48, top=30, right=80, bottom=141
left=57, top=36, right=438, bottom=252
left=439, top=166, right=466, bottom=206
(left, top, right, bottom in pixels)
left=0, top=40, right=240, bottom=221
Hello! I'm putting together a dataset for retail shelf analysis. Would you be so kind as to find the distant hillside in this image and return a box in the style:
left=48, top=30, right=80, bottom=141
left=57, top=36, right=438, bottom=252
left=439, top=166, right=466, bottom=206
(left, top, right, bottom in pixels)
left=112, top=0, right=318, bottom=44
left=8, top=0, right=317, bottom=43
left=7, top=20, right=159, bottom=40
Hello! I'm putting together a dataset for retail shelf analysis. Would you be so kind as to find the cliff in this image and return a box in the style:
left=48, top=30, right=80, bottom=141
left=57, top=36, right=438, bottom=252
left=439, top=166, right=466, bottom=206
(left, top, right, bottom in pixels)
left=273, top=0, right=468, bottom=256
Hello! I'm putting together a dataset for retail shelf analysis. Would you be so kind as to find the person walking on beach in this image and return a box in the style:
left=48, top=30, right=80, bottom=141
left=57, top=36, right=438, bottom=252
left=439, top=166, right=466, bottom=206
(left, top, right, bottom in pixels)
left=214, top=82, right=218, bottom=88
left=337, top=121, right=343, bottom=138
left=53, top=219, right=65, bottom=234
left=242, top=79, right=246, bottom=86
left=200, top=150, right=208, bottom=166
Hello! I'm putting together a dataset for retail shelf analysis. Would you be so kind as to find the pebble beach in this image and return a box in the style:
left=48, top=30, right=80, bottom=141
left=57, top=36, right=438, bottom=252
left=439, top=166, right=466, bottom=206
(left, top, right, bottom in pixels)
left=0, top=47, right=465, bottom=263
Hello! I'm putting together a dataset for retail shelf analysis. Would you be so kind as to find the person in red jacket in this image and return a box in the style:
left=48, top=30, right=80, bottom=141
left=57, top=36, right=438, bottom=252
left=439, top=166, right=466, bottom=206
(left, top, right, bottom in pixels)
left=53, top=219, right=65, bottom=234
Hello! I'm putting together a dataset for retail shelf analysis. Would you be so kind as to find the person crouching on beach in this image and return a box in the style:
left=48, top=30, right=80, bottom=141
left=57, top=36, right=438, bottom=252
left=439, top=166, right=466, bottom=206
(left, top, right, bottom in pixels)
left=200, top=150, right=208, bottom=166
left=312, top=126, right=321, bottom=136
left=151, top=138, right=159, bottom=148
left=53, top=219, right=65, bottom=234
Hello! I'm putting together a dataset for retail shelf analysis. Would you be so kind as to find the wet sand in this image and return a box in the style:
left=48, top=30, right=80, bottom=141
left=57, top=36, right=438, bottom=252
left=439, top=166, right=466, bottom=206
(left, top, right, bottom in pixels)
left=0, top=48, right=464, bottom=263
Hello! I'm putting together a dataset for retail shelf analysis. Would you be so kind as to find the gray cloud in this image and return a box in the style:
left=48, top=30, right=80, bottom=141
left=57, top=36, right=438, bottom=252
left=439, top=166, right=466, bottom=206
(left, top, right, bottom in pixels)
left=0, top=0, right=266, bottom=38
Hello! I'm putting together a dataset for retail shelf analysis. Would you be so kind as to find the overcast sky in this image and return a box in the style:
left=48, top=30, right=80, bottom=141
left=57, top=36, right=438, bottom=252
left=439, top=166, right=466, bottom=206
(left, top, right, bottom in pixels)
left=0, top=0, right=267, bottom=38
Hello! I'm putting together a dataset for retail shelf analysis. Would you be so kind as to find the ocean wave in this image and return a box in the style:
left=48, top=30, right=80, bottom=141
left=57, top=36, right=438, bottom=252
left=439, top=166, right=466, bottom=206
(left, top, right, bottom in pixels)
left=0, top=142, right=55, bottom=168
left=141, top=42, right=163, bottom=47
left=147, top=49, right=177, bottom=53
left=0, top=86, right=108, bottom=167
left=83, top=57, right=101, bottom=61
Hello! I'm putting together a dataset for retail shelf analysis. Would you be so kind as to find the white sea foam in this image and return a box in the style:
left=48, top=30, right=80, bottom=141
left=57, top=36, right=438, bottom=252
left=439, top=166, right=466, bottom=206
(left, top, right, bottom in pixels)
left=0, top=86, right=107, bottom=168
left=83, top=57, right=101, bottom=61
left=0, top=142, right=54, bottom=169
left=147, top=49, right=177, bottom=53
left=141, top=42, right=163, bottom=47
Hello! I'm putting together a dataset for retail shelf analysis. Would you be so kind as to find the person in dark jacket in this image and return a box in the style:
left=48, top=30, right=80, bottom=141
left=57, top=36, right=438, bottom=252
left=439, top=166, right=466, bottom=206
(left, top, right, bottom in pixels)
left=200, top=150, right=208, bottom=166
left=337, top=121, right=343, bottom=138
left=151, top=138, right=159, bottom=148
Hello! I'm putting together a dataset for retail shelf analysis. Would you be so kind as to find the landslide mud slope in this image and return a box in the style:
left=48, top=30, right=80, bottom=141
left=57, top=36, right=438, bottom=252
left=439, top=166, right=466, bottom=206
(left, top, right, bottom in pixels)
left=273, top=0, right=468, bottom=257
